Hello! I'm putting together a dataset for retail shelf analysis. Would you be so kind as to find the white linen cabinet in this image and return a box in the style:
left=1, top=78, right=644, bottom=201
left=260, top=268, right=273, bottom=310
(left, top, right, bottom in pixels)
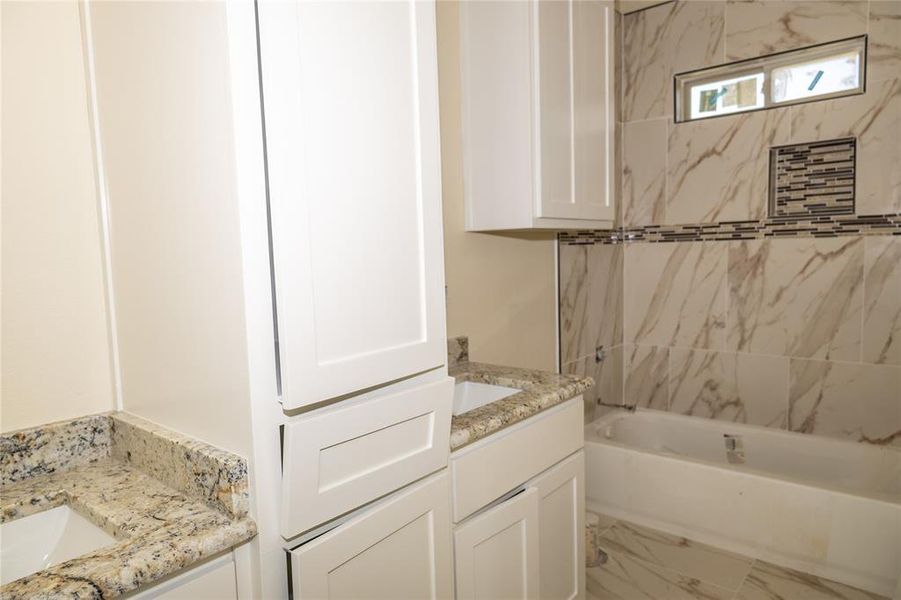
left=256, top=0, right=454, bottom=597
left=258, top=0, right=448, bottom=412
left=460, top=0, right=616, bottom=231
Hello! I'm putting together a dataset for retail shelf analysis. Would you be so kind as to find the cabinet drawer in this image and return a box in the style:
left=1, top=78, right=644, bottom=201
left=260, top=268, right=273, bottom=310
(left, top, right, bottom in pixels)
left=450, top=397, right=582, bottom=522
left=281, top=377, right=453, bottom=539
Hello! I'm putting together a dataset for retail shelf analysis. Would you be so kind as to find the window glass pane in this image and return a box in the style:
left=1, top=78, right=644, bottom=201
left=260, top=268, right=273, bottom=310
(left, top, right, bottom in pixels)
left=771, top=51, right=861, bottom=104
left=690, top=73, right=764, bottom=120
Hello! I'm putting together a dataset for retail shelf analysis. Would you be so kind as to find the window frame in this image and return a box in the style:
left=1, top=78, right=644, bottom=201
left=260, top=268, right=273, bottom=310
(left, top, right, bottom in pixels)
left=673, top=35, right=867, bottom=123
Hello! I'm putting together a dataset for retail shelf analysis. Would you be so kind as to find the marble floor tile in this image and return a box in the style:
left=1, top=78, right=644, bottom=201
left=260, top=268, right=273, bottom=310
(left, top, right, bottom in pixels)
left=624, top=241, right=727, bottom=350
left=863, top=236, right=901, bottom=366
left=586, top=553, right=735, bottom=600
left=597, top=521, right=755, bottom=590
left=623, top=118, right=667, bottom=226
left=734, top=561, right=889, bottom=600
left=624, top=344, right=669, bottom=410
left=788, top=359, right=901, bottom=446
left=868, top=1, right=901, bottom=84
left=667, top=109, right=788, bottom=224
left=668, top=348, right=788, bottom=428
left=724, top=0, right=867, bottom=61
left=726, top=237, right=864, bottom=361
left=622, top=1, right=724, bottom=121
left=790, top=78, right=901, bottom=215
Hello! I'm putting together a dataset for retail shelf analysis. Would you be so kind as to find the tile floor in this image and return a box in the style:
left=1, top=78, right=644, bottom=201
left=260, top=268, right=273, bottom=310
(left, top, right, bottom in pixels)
left=585, top=513, right=890, bottom=600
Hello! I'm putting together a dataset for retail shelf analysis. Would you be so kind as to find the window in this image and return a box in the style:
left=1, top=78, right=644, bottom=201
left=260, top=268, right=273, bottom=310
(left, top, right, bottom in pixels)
left=675, top=36, right=866, bottom=123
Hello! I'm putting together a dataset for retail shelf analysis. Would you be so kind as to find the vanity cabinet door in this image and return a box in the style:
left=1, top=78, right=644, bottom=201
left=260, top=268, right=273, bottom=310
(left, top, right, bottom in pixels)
left=529, top=451, right=586, bottom=600
left=289, top=471, right=454, bottom=599
left=257, top=0, right=446, bottom=410
left=453, top=488, right=541, bottom=600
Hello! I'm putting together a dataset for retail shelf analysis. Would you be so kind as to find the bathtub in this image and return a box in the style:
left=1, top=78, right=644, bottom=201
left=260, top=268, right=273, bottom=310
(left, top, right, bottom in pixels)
left=585, top=408, right=901, bottom=597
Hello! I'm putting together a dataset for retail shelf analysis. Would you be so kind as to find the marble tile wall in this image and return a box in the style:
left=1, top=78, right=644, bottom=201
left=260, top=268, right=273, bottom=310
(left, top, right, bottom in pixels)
left=559, top=0, right=901, bottom=446
left=619, top=0, right=901, bottom=226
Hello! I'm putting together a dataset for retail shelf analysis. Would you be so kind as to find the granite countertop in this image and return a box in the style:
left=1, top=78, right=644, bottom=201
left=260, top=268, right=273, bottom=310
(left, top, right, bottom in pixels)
left=0, top=413, right=257, bottom=599
left=448, top=336, right=594, bottom=451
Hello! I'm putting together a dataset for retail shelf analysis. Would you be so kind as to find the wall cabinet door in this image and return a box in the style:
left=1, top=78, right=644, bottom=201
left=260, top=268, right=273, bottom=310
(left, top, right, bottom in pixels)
left=289, top=471, right=454, bottom=599
left=460, top=0, right=615, bottom=231
left=536, top=0, right=614, bottom=223
left=530, top=451, right=586, bottom=600
left=454, top=488, right=541, bottom=600
left=258, top=0, right=446, bottom=410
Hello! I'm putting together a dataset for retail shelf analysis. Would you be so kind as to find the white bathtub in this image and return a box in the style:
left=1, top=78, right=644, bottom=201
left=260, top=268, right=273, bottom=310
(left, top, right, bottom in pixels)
left=585, top=408, right=901, bottom=597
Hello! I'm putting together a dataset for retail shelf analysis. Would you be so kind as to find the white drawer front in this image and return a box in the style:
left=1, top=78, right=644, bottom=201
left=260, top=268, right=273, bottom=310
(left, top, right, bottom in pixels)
left=281, top=377, right=453, bottom=539
left=450, top=397, right=583, bottom=523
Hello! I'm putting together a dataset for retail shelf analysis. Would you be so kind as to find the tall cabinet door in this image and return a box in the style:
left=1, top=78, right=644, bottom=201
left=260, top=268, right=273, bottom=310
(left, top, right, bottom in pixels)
left=257, top=0, right=446, bottom=410
left=530, top=451, right=586, bottom=600
left=535, top=0, right=614, bottom=223
left=289, top=471, right=454, bottom=599
left=454, top=488, right=541, bottom=600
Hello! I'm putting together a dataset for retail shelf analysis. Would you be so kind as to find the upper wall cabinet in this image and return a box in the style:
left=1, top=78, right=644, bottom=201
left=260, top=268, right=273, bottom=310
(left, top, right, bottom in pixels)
left=258, top=0, right=447, bottom=410
left=460, top=0, right=616, bottom=231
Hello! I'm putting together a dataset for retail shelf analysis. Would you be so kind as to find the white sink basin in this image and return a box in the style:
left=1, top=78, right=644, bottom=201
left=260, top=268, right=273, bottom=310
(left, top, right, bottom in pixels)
left=453, top=381, right=521, bottom=416
left=0, top=505, right=117, bottom=585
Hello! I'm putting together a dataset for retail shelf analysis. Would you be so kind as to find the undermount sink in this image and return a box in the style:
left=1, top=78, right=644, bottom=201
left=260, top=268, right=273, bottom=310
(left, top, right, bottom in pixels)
left=0, top=505, right=118, bottom=585
left=453, top=381, right=521, bottom=416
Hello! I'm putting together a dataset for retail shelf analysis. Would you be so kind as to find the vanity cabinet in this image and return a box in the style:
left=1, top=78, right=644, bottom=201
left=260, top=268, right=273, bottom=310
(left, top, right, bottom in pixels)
left=129, top=553, right=237, bottom=599
left=450, top=398, right=586, bottom=600
left=460, top=0, right=615, bottom=231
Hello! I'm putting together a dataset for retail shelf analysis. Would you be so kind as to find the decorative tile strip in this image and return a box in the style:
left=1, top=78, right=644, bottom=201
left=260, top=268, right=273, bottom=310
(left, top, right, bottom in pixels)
left=558, top=213, right=901, bottom=245
left=769, top=138, right=855, bottom=217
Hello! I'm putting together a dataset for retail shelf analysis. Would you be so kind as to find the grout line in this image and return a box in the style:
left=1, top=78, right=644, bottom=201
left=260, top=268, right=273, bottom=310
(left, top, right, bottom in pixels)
left=730, top=559, right=758, bottom=600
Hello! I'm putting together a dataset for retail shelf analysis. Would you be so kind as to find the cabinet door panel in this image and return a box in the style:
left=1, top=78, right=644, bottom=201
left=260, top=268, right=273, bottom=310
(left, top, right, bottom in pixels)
left=573, top=1, right=613, bottom=219
left=530, top=451, right=586, bottom=600
left=536, top=0, right=614, bottom=222
left=289, top=471, right=454, bottom=599
left=454, top=488, right=540, bottom=600
left=258, top=0, right=446, bottom=410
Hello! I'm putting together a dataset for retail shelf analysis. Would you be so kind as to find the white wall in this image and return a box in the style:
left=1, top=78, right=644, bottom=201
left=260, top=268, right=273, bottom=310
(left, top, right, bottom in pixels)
left=437, top=1, right=558, bottom=372
left=1, top=0, right=115, bottom=432
left=86, top=1, right=254, bottom=456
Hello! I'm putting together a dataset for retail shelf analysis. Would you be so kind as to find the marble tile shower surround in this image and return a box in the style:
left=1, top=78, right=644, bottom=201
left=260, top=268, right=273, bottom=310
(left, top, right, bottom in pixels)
left=560, top=0, right=901, bottom=443
left=559, top=236, right=901, bottom=446
left=619, top=2, right=901, bottom=228
left=0, top=412, right=249, bottom=518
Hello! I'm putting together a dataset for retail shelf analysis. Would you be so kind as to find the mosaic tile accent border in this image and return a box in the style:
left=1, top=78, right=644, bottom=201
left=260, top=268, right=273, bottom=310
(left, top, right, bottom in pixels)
left=559, top=213, right=901, bottom=245
left=769, top=138, right=856, bottom=217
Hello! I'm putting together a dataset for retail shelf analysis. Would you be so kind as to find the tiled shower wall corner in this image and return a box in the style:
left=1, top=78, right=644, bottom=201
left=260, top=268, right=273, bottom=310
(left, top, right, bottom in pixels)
left=560, top=0, right=901, bottom=446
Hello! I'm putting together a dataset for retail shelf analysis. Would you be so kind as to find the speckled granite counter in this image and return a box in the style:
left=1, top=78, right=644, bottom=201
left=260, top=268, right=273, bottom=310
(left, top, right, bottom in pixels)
left=0, top=413, right=256, bottom=599
left=448, top=337, right=594, bottom=451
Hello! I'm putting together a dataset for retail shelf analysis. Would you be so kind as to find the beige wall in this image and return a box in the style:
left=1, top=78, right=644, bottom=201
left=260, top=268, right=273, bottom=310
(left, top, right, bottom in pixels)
left=87, top=1, right=253, bottom=455
left=1, top=0, right=116, bottom=432
left=437, top=1, right=558, bottom=372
